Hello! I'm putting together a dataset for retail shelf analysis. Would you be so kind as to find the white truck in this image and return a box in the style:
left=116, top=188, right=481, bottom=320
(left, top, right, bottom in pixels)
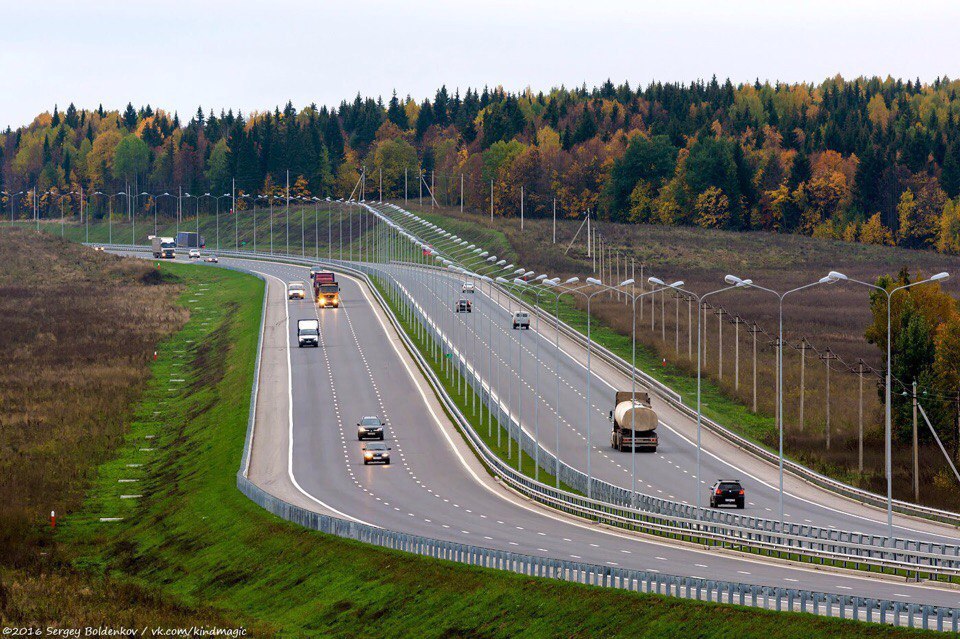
left=150, top=235, right=176, bottom=259
left=297, top=319, right=319, bottom=348
left=609, top=390, right=658, bottom=452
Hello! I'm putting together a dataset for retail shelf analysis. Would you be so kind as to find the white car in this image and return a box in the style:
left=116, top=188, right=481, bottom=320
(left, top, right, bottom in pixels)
left=288, top=282, right=306, bottom=300
left=512, top=311, right=530, bottom=330
left=461, top=282, right=475, bottom=294
left=188, top=249, right=201, bottom=259
left=204, top=255, right=219, bottom=263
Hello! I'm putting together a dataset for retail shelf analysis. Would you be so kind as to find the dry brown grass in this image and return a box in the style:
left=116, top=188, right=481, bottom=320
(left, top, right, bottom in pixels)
left=0, top=568, right=270, bottom=632
left=0, top=228, right=187, bottom=568
left=405, top=203, right=960, bottom=507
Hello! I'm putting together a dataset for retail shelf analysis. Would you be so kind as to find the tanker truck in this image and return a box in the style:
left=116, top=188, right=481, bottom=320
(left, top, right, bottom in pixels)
left=609, top=391, right=658, bottom=452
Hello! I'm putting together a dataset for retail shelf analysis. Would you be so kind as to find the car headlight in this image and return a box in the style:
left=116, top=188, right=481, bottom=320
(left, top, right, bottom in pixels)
left=359, top=427, right=366, bottom=432
left=364, top=453, right=373, bottom=459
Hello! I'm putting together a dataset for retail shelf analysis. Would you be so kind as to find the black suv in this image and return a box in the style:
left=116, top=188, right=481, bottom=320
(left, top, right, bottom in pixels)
left=357, top=416, right=385, bottom=440
left=709, top=480, right=745, bottom=509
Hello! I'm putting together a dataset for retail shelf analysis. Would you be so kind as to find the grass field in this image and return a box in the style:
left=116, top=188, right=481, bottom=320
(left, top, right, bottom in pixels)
left=0, top=228, right=256, bottom=629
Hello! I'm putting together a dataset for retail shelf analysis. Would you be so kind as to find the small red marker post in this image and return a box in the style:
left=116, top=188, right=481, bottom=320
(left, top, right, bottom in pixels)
left=153, top=350, right=158, bottom=361
left=50, top=510, right=56, bottom=529
left=662, top=358, right=666, bottom=367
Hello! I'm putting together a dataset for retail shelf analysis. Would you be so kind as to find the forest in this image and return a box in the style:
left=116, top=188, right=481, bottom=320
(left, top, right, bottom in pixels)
left=3, top=75, right=960, bottom=252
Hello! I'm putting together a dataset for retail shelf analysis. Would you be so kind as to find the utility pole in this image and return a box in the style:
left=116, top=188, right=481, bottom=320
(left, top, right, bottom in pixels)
left=673, top=291, right=682, bottom=353
left=490, top=180, right=493, bottom=221
left=587, top=210, right=593, bottom=270
left=460, top=173, right=464, bottom=213
left=854, top=359, right=868, bottom=473
left=821, top=349, right=839, bottom=449
left=660, top=286, right=666, bottom=342
left=379, top=167, right=383, bottom=202
left=232, top=178, right=236, bottom=250
left=913, top=380, right=919, bottom=502
left=431, top=171, right=435, bottom=209
left=520, top=185, right=524, bottom=230
left=715, top=307, right=726, bottom=379
left=552, top=198, right=556, bottom=243
left=732, top=316, right=745, bottom=390
left=749, top=322, right=761, bottom=412
left=798, top=338, right=809, bottom=431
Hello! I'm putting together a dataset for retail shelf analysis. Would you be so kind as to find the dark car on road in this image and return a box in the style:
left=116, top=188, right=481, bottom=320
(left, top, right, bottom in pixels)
left=709, top=479, right=745, bottom=509
left=362, top=442, right=391, bottom=465
left=455, top=298, right=472, bottom=313
left=357, top=415, right=384, bottom=440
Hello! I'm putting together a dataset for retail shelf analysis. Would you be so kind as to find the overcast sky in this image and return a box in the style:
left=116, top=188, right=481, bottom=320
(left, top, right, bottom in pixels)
left=3, top=0, right=958, bottom=130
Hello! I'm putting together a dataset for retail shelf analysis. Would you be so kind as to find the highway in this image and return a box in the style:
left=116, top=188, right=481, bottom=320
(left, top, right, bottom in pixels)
left=172, top=251, right=960, bottom=609
left=370, top=204, right=960, bottom=545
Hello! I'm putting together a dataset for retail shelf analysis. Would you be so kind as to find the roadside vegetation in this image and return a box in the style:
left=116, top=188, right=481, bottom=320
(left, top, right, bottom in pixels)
left=0, top=227, right=252, bottom=629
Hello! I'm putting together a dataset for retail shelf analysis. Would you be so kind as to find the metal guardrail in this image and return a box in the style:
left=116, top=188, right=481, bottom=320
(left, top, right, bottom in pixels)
left=352, top=209, right=960, bottom=559
left=94, top=242, right=960, bottom=572
left=368, top=204, right=960, bottom=529
left=371, top=261, right=960, bottom=577
left=104, top=242, right=960, bottom=628
left=102, top=245, right=960, bottom=574
left=236, top=473, right=959, bottom=631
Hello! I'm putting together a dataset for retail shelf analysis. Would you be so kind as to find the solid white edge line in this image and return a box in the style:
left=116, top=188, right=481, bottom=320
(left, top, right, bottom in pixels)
left=238, top=259, right=954, bottom=597
left=418, top=268, right=959, bottom=541
left=255, top=269, right=378, bottom=528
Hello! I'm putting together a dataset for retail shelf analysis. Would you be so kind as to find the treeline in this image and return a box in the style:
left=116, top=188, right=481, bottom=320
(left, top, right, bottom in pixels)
left=4, top=76, right=960, bottom=251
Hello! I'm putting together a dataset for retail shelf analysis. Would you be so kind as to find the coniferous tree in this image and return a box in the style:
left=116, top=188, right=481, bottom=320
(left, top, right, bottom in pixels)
left=122, top=103, right=138, bottom=130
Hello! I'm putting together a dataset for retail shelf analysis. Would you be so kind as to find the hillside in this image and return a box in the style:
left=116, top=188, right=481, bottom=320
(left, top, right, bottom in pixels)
left=3, top=76, right=960, bottom=258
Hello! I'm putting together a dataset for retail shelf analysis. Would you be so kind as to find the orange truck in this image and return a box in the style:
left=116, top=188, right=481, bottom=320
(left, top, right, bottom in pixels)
left=312, top=271, right=340, bottom=308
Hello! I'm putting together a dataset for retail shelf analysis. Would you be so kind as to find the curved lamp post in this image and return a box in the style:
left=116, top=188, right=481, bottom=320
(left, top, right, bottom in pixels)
left=724, top=273, right=836, bottom=527
left=650, top=276, right=743, bottom=518
left=829, top=269, right=949, bottom=540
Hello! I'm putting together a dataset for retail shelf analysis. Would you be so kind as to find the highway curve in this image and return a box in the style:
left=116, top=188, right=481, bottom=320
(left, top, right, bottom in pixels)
left=200, top=253, right=960, bottom=609
left=371, top=205, right=960, bottom=545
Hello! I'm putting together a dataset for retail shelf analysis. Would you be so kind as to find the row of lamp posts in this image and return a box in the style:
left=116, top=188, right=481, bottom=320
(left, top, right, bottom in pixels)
left=369, top=202, right=950, bottom=541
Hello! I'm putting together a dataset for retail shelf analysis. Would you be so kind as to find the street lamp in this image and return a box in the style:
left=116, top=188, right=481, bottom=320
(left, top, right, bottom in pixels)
left=622, top=280, right=671, bottom=505
left=830, top=269, right=949, bottom=540
left=553, top=276, right=631, bottom=498
left=1, top=191, right=23, bottom=223
left=650, top=276, right=739, bottom=518
left=512, top=274, right=556, bottom=482
left=156, top=192, right=177, bottom=237
left=542, top=276, right=585, bottom=488
left=724, top=273, right=834, bottom=527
